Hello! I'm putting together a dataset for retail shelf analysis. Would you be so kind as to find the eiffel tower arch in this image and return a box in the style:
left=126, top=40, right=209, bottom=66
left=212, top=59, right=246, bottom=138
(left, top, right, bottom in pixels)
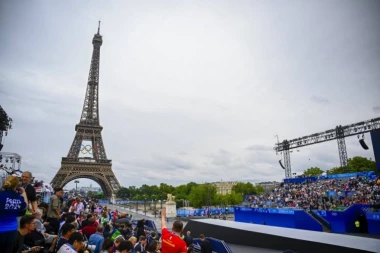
left=51, top=22, right=121, bottom=198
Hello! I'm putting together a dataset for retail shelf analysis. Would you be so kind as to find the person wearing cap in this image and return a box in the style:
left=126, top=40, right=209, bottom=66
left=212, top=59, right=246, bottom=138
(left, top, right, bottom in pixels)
left=58, top=231, right=85, bottom=253
left=0, top=176, right=28, bottom=253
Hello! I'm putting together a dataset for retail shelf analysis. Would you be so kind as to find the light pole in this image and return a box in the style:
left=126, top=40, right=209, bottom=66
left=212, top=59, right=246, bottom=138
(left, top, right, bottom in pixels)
left=144, top=197, right=147, bottom=216
left=154, top=199, right=156, bottom=218
left=74, top=180, right=80, bottom=194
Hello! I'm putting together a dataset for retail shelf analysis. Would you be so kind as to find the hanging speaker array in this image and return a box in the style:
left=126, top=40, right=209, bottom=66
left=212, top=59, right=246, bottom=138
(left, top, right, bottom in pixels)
left=359, top=139, right=369, bottom=150
left=279, top=160, right=285, bottom=169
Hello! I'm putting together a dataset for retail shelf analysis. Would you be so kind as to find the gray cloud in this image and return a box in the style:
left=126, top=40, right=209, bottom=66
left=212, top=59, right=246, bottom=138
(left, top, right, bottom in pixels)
left=373, top=106, right=380, bottom=113
left=0, top=0, right=379, bottom=188
left=310, top=96, right=330, bottom=105
left=246, top=145, right=273, bottom=152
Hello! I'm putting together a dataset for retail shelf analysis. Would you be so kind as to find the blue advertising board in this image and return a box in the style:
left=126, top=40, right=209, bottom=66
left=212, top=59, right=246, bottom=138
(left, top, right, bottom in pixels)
left=312, top=204, right=371, bottom=233
left=366, top=212, right=380, bottom=235
left=284, top=176, right=318, bottom=184
left=235, top=207, right=322, bottom=231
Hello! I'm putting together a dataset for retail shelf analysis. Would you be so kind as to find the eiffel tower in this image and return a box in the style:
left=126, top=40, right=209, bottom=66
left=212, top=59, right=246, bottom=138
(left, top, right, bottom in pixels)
left=51, top=22, right=121, bottom=198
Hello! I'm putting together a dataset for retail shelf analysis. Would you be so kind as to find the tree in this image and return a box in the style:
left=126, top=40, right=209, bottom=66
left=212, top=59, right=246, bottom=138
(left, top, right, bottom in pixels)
left=186, top=182, right=198, bottom=195
left=302, top=167, right=324, bottom=176
left=347, top=156, right=376, bottom=172
left=86, top=191, right=94, bottom=198
left=255, top=185, right=265, bottom=195
left=159, top=183, right=175, bottom=197
left=116, top=187, right=131, bottom=200
left=215, top=192, right=241, bottom=206
left=327, top=156, right=377, bottom=175
left=326, top=166, right=346, bottom=175
left=231, top=182, right=256, bottom=195
left=188, top=184, right=217, bottom=208
left=174, top=185, right=187, bottom=201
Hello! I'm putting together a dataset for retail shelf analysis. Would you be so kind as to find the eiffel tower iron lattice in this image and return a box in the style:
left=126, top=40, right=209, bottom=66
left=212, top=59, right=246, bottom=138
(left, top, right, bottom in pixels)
left=51, top=23, right=121, bottom=198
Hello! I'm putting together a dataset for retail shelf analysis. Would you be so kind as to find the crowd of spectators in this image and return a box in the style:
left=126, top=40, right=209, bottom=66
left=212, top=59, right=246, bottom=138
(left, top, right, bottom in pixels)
left=0, top=172, right=167, bottom=253
left=0, top=171, right=209, bottom=253
left=245, top=175, right=380, bottom=211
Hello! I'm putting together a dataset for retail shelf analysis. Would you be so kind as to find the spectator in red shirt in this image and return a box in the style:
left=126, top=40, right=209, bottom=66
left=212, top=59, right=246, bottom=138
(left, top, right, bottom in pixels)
left=161, top=209, right=187, bottom=253
left=82, top=220, right=97, bottom=240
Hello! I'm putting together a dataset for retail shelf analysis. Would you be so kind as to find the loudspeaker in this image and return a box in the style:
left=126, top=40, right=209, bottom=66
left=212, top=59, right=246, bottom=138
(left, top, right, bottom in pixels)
left=279, top=160, right=285, bottom=169
left=359, top=139, right=369, bottom=150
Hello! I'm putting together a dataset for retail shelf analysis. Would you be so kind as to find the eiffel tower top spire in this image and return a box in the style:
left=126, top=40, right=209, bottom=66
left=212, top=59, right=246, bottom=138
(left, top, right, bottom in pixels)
left=78, top=23, right=103, bottom=127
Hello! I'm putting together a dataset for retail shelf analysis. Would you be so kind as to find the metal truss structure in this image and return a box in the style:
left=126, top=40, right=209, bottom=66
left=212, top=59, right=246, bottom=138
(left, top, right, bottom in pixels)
left=274, top=117, right=380, bottom=178
left=51, top=23, right=121, bottom=197
left=0, top=152, right=22, bottom=174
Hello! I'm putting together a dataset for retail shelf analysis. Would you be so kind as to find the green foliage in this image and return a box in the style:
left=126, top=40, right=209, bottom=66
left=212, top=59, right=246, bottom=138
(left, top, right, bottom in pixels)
left=91, top=192, right=104, bottom=199
left=174, top=185, right=187, bottom=200
left=215, top=192, right=242, bottom=206
left=231, top=182, right=263, bottom=195
left=326, top=166, right=347, bottom=175
left=347, top=156, right=376, bottom=172
left=159, top=183, right=175, bottom=196
left=116, top=187, right=131, bottom=200
left=255, top=185, right=265, bottom=195
left=326, top=156, right=376, bottom=175
left=302, top=167, right=324, bottom=176
left=188, top=184, right=217, bottom=208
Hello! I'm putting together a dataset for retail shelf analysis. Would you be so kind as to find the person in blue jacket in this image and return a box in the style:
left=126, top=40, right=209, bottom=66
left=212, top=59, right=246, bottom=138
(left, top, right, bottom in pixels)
left=0, top=176, right=28, bottom=253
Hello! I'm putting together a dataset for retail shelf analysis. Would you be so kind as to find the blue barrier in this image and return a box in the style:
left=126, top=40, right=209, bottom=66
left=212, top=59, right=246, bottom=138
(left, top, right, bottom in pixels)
left=313, top=210, right=346, bottom=232
left=177, top=207, right=234, bottom=217
left=285, top=171, right=376, bottom=183
left=98, top=199, right=110, bottom=204
left=366, top=212, right=380, bottom=235
left=284, top=176, right=318, bottom=184
left=234, top=207, right=322, bottom=231
left=193, top=237, right=233, bottom=253
left=312, top=204, right=371, bottom=233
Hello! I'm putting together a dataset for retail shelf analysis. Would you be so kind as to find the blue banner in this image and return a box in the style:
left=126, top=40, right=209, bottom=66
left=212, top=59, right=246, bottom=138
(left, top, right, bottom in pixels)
left=366, top=213, right=380, bottom=221
left=251, top=208, right=295, bottom=215
left=284, top=176, right=318, bottom=184
left=234, top=206, right=322, bottom=231
left=366, top=212, right=380, bottom=235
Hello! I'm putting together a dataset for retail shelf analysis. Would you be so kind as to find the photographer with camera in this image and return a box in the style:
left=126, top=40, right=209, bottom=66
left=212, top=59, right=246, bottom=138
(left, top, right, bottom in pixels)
left=58, top=232, right=87, bottom=253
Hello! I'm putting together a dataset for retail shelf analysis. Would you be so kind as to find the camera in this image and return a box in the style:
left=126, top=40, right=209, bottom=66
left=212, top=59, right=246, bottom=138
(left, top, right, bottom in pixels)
left=83, top=242, right=96, bottom=252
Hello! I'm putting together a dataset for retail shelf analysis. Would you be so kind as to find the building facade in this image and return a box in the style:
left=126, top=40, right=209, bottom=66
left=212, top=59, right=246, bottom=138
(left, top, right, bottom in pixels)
left=212, top=181, right=238, bottom=195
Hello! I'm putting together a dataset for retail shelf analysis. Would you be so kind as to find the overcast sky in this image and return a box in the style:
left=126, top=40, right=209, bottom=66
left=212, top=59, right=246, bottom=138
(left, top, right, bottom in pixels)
left=0, top=0, right=379, bottom=189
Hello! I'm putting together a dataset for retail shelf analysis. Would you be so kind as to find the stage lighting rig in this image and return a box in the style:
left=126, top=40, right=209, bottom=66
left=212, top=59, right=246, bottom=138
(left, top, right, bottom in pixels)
left=274, top=117, right=380, bottom=178
left=0, top=152, right=22, bottom=172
